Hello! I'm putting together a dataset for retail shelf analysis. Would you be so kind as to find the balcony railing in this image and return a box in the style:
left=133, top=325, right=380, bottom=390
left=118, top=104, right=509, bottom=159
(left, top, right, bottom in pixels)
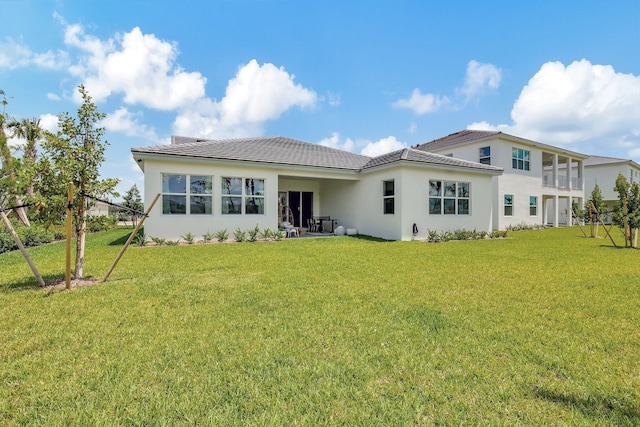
left=558, top=175, right=568, bottom=189
left=571, top=177, right=583, bottom=190
left=543, top=173, right=555, bottom=187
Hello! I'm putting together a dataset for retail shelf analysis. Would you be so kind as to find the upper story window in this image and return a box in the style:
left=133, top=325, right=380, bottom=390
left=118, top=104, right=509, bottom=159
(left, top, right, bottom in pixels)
left=383, top=180, right=395, bottom=214
left=222, top=177, right=265, bottom=215
left=512, top=148, right=530, bottom=171
left=162, top=174, right=212, bottom=215
left=429, top=180, right=470, bottom=215
left=479, top=146, right=491, bottom=165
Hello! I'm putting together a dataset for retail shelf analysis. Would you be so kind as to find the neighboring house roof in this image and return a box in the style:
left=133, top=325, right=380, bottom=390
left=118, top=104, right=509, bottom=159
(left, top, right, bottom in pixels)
left=362, top=148, right=503, bottom=173
left=413, top=129, right=588, bottom=159
left=132, top=136, right=503, bottom=175
left=132, top=136, right=371, bottom=171
left=584, top=155, right=640, bottom=169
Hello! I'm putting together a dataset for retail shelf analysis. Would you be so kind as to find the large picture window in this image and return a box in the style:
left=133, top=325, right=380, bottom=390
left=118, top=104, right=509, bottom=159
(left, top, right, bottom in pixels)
left=222, top=177, right=265, bottom=215
left=383, top=180, right=394, bottom=214
left=162, top=174, right=212, bottom=215
left=429, top=180, right=470, bottom=215
left=512, top=148, right=530, bottom=171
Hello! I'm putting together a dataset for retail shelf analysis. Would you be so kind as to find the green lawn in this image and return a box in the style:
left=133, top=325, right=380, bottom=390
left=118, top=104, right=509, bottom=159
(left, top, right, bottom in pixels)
left=1, top=227, right=638, bottom=425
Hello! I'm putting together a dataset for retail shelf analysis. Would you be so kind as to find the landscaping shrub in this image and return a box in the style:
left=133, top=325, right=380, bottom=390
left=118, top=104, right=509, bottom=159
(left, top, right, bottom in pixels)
left=86, top=215, right=117, bottom=233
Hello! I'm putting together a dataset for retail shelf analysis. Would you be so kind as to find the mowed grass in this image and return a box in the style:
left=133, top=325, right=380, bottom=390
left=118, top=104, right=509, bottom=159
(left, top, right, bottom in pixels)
left=0, top=227, right=638, bottom=425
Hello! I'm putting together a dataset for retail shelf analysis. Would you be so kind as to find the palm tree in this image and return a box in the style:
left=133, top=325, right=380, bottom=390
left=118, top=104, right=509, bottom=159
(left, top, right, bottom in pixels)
left=10, top=117, right=42, bottom=197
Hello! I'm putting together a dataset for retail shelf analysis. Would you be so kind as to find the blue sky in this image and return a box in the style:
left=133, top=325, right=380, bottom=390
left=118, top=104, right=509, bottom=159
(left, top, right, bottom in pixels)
left=2, top=0, right=639, bottom=198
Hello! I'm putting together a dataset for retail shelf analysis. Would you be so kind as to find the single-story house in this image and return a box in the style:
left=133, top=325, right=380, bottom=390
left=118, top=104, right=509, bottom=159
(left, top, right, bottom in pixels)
left=131, top=136, right=503, bottom=241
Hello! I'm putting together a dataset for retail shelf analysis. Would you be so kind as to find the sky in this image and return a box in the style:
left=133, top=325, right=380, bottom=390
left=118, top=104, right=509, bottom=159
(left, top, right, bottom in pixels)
left=2, top=0, right=639, bottom=199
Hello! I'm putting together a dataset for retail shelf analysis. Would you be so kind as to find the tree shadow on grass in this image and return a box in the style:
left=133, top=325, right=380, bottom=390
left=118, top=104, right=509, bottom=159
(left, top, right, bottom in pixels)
left=347, top=234, right=393, bottom=243
left=108, top=230, right=138, bottom=246
left=534, top=387, right=640, bottom=423
left=1, top=272, right=67, bottom=292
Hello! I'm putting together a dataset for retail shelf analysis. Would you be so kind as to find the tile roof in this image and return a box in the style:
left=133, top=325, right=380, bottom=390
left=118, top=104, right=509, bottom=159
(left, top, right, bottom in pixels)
left=413, top=130, right=501, bottom=151
left=584, top=155, right=639, bottom=168
left=413, top=129, right=588, bottom=159
left=132, top=136, right=372, bottom=171
left=362, top=148, right=503, bottom=172
left=132, top=135, right=503, bottom=175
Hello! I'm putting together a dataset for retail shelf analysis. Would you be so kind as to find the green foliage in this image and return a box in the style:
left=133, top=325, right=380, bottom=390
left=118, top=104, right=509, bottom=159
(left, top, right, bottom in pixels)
left=259, top=227, right=272, bottom=241
left=181, top=232, right=196, bottom=244
left=427, top=228, right=499, bottom=242
left=202, top=230, right=215, bottom=243
left=612, top=173, right=640, bottom=247
left=120, top=184, right=143, bottom=224
left=132, top=232, right=148, bottom=247
left=86, top=215, right=117, bottom=232
left=272, top=228, right=285, bottom=241
left=233, top=228, right=245, bottom=242
left=0, top=220, right=53, bottom=254
left=214, top=229, right=229, bottom=242
left=246, top=224, right=260, bottom=242
left=165, top=239, right=179, bottom=246
left=150, top=236, right=166, bottom=246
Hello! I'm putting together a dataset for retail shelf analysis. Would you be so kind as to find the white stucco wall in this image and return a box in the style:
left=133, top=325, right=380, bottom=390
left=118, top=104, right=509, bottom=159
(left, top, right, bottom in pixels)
left=142, top=158, right=280, bottom=240
left=585, top=163, right=640, bottom=202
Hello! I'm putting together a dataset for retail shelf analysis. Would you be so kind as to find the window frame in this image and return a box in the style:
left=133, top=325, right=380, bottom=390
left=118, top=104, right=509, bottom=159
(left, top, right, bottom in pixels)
left=479, top=146, right=491, bottom=165
left=383, top=179, right=395, bottom=215
left=161, top=173, right=213, bottom=215
left=529, top=196, right=537, bottom=216
left=221, top=177, right=265, bottom=215
left=429, top=180, right=470, bottom=215
left=504, top=194, right=514, bottom=217
left=512, top=148, right=530, bottom=171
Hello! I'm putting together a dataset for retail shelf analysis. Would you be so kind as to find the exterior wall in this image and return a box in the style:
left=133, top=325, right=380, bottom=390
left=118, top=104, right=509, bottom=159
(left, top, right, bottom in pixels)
left=429, top=137, right=585, bottom=229
left=585, top=163, right=640, bottom=202
left=398, top=166, right=494, bottom=240
left=142, top=158, right=280, bottom=241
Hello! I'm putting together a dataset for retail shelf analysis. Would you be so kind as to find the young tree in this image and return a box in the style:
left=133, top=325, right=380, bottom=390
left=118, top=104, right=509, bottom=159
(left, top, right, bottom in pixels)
left=613, top=173, right=640, bottom=248
left=37, top=85, right=119, bottom=278
left=121, top=184, right=144, bottom=227
left=584, top=184, right=607, bottom=237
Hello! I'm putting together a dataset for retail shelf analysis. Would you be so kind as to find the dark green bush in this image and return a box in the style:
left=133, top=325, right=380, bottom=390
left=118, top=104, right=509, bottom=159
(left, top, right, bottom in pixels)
left=86, top=215, right=117, bottom=233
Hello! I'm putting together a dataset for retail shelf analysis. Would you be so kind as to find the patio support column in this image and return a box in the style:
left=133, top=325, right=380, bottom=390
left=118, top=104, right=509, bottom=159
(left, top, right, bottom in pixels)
left=553, top=154, right=558, bottom=188
left=553, top=195, right=559, bottom=227
left=567, top=157, right=573, bottom=190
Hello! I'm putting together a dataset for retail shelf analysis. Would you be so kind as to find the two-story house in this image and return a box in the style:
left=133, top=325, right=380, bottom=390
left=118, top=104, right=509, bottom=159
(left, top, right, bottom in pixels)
left=413, top=130, right=587, bottom=230
left=584, top=155, right=640, bottom=223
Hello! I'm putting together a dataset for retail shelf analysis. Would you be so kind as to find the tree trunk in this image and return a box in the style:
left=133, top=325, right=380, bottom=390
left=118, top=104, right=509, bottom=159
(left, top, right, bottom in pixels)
left=634, top=228, right=638, bottom=249
left=75, top=194, right=86, bottom=278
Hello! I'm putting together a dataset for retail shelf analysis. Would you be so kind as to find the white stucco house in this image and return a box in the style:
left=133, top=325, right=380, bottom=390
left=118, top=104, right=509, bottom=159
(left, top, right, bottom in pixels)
left=413, top=130, right=587, bottom=229
left=584, top=155, right=640, bottom=223
left=131, top=135, right=503, bottom=241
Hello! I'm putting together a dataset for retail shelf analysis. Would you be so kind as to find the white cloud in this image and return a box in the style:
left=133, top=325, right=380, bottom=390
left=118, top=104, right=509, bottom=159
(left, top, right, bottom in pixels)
left=39, top=113, right=59, bottom=133
left=360, top=136, right=407, bottom=157
left=64, top=24, right=206, bottom=110
left=173, top=59, right=317, bottom=139
left=318, top=132, right=355, bottom=152
left=408, top=122, right=417, bottom=135
left=473, top=59, right=640, bottom=156
left=459, top=60, right=502, bottom=100
left=0, top=37, right=68, bottom=70
left=393, top=89, right=449, bottom=115
left=102, top=107, right=160, bottom=143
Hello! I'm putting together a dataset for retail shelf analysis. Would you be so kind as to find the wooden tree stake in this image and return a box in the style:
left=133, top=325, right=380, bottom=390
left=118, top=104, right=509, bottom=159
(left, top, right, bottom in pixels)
left=0, top=210, right=45, bottom=287
left=102, top=193, right=160, bottom=283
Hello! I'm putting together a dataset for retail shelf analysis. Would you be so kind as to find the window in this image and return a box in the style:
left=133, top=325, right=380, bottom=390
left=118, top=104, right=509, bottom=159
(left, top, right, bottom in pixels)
left=222, top=177, right=265, bottom=215
left=429, top=180, right=470, bottom=215
left=162, top=174, right=212, bottom=215
left=383, top=180, right=394, bottom=214
left=504, top=194, right=514, bottom=216
left=512, top=148, right=530, bottom=171
left=530, top=196, right=537, bottom=216
left=479, top=146, right=491, bottom=165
